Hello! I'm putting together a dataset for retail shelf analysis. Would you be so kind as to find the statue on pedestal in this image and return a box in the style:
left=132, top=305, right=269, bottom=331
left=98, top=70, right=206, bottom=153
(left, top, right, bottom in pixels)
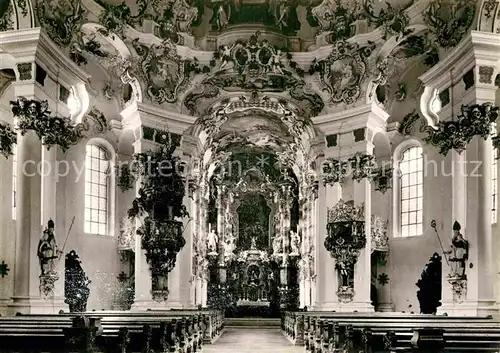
left=272, top=234, right=282, bottom=255
left=207, top=225, right=219, bottom=255
left=290, top=230, right=300, bottom=255
left=223, top=234, right=236, bottom=258
left=37, top=220, right=61, bottom=276
left=445, top=221, right=469, bottom=279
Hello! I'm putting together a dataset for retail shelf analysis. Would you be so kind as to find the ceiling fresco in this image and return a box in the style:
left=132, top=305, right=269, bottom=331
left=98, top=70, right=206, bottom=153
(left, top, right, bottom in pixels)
left=30, top=0, right=482, bottom=120
left=24, top=0, right=488, bottom=182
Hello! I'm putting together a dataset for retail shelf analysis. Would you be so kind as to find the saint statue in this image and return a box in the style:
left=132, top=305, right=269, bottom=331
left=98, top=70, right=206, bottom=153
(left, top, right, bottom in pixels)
left=272, top=234, right=282, bottom=255
left=446, top=221, right=469, bottom=279
left=250, top=237, right=257, bottom=249
left=211, top=2, right=230, bottom=30
left=207, top=225, right=219, bottom=254
left=290, top=230, right=300, bottom=255
left=224, top=234, right=236, bottom=257
left=38, top=220, right=61, bottom=276
left=270, top=50, right=284, bottom=74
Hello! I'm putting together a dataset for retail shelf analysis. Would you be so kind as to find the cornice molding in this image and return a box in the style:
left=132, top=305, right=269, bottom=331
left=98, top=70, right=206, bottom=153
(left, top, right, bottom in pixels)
left=312, top=103, right=389, bottom=135
left=420, top=31, right=500, bottom=88
left=0, top=28, right=90, bottom=87
left=120, top=101, right=197, bottom=135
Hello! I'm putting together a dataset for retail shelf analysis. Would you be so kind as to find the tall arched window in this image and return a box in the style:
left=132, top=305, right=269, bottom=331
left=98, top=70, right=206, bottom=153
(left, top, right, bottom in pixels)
left=12, top=143, right=17, bottom=220
left=398, top=145, right=424, bottom=237
left=84, top=144, right=110, bottom=235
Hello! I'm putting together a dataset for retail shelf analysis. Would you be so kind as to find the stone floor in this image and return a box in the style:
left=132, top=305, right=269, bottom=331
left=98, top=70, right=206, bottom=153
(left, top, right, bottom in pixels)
left=204, top=328, right=303, bottom=353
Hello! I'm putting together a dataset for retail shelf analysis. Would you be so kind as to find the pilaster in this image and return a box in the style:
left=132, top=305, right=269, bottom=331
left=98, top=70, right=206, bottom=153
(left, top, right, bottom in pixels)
left=420, top=31, right=500, bottom=316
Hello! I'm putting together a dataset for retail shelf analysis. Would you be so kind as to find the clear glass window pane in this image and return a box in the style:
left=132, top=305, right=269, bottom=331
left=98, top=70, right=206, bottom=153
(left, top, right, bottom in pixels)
left=398, top=146, right=423, bottom=237
left=84, top=144, right=110, bottom=235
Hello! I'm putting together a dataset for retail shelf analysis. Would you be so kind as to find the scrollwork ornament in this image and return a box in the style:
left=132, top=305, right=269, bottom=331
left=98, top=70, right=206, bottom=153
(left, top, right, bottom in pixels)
left=424, top=0, right=476, bottom=48
left=0, top=122, right=17, bottom=158
left=311, top=41, right=375, bottom=105
left=0, top=0, right=13, bottom=31
left=40, top=274, right=59, bottom=298
left=131, top=39, right=200, bottom=105
left=10, top=97, right=91, bottom=152
left=348, top=152, right=377, bottom=182
left=398, top=110, right=420, bottom=136
left=421, top=103, right=499, bottom=156
left=322, top=158, right=348, bottom=185
left=36, top=0, right=86, bottom=47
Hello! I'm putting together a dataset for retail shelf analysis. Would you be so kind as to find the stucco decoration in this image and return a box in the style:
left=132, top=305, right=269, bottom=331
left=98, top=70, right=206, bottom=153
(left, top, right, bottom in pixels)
left=310, top=0, right=363, bottom=39
left=311, top=41, right=375, bottom=105
left=0, top=0, right=13, bottom=31
left=423, top=0, right=476, bottom=48
left=37, top=0, right=86, bottom=47
left=364, top=0, right=413, bottom=40
left=184, top=33, right=324, bottom=116
left=152, top=0, right=199, bottom=33
left=131, top=38, right=202, bottom=105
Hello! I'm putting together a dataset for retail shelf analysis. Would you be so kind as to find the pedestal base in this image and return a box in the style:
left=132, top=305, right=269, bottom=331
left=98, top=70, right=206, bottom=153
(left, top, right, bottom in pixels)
left=376, top=302, right=395, bottom=312
left=438, top=299, right=499, bottom=317
left=8, top=296, right=68, bottom=315
left=131, top=299, right=185, bottom=311
left=312, top=301, right=375, bottom=313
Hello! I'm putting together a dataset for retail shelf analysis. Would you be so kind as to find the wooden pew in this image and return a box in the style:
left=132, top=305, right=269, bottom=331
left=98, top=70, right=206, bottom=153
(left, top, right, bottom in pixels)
left=282, top=311, right=500, bottom=352
left=0, top=309, right=224, bottom=353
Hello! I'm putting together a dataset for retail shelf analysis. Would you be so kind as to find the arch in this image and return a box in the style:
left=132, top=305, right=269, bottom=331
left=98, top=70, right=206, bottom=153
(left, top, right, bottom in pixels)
left=371, top=130, right=391, bottom=159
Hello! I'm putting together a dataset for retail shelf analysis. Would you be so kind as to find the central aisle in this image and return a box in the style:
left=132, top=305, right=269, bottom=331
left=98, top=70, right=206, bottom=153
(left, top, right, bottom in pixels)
left=204, top=328, right=303, bottom=353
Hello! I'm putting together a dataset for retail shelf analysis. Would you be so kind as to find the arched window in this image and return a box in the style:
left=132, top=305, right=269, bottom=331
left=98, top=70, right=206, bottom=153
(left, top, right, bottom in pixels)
left=397, top=145, right=424, bottom=237
left=12, top=143, right=17, bottom=220
left=84, top=144, right=111, bottom=235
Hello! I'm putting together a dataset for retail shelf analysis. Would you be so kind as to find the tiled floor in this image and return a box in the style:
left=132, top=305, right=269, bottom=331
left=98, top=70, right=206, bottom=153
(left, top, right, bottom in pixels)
left=204, top=328, right=303, bottom=353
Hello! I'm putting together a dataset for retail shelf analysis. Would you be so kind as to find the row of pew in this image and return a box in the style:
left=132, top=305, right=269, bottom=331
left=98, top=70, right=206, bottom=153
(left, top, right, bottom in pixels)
left=281, top=311, right=500, bottom=352
left=0, top=309, right=224, bottom=352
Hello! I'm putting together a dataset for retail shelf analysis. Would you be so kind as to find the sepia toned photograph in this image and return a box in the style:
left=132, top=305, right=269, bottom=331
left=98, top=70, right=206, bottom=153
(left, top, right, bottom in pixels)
left=0, top=0, right=499, bottom=352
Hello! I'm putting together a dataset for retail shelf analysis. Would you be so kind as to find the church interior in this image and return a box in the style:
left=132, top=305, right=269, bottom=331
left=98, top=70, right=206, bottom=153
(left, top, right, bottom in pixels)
left=1, top=0, right=500, bottom=351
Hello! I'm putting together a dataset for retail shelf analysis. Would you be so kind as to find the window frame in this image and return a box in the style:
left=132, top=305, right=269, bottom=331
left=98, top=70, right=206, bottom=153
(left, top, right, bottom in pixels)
left=392, top=140, right=425, bottom=238
left=83, top=140, right=115, bottom=236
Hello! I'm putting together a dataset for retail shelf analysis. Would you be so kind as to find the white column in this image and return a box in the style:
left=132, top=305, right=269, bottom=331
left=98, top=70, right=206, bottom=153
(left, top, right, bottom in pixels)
left=131, top=139, right=157, bottom=310
left=313, top=182, right=341, bottom=310
left=352, top=178, right=374, bottom=312
left=9, top=130, right=44, bottom=314
left=476, top=138, right=496, bottom=314
left=40, top=146, right=67, bottom=311
left=439, top=150, right=467, bottom=313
